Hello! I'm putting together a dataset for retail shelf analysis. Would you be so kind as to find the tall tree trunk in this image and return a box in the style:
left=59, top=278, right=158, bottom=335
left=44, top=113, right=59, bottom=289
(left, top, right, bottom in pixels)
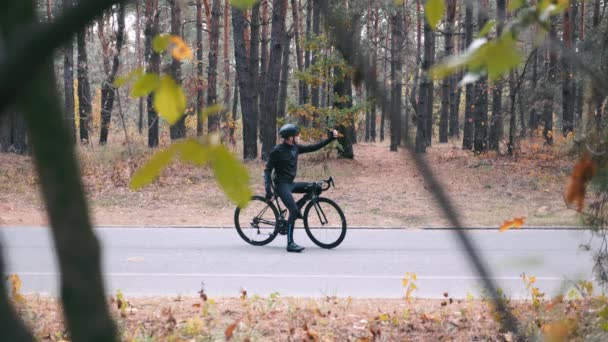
left=135, top=1, right=144, bottom=134
left=233, top=7, right=258, bottom=159
left=207, top=0, right=221, bottom=132
left=507, top=70, right=517, bottom=155
left=473, top=0, right=489, bottom=153
left=145, top=0, right=160, bottom=148
left=462, top=1, right=474, bottom=150
left=196, top=0, right=205, bottom=136
left=370, top=5, right=378, bottom=142
left=416, top=18, right=433, bottom=153
left=390, top=9, right=404, bottom=152
left=99, top=6, right=125, bottom=145
left=335, top=70, right=354, bottom=159
left=170, top=0, right=186, bottom=140
left=259, top=0, right=270, bottom=132
left=2, top=1, right=118, bottom=340
left=304, top=0, right=312, bottom=106
left=562, top=4, right=574, bottom=136
left=0, top=109, right=10, bottom=152
left=489, top=0, right=506, bottom=150
left=277, top=32, right=292, bottom=118
left=380, top=15, right=390, bottom=142
left=261, top=0, right=288, bottom=160
left=542, top=19, right=556, bottom=145
left=449, top=0, right=462, bottom=138
left=291, top=0, right=306, bottom=107
left=310, top=0, right=321, bottom=122
left=77, top=29, right=91, bottom=144
left=250, top=2, right=261, bottom=140
left=440, top=0, right=456, bottom=143
left=46, top=0, right=53, bottom=22
left=529, top=45, right=539, bottom=133
left=63, top=0, right=75, bottom=141
left=222, top=0, right=231, bottom=125
left=365, top=1, right=372, bottom=142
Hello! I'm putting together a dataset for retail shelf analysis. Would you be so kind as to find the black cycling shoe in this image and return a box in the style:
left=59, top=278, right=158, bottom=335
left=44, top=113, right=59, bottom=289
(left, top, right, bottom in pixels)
left=287, top=242, right=305, bottom=253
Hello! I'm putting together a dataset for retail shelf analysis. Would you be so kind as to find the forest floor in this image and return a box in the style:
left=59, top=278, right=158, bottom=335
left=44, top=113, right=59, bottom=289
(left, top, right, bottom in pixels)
left=14, top=292, right=608, bottom=341
left=0, top=136, right=582, bottom=228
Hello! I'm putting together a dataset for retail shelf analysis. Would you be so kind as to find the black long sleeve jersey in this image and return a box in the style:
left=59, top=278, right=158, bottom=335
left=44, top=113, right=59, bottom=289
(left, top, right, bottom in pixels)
left=264, top=136, right=335, bottom=190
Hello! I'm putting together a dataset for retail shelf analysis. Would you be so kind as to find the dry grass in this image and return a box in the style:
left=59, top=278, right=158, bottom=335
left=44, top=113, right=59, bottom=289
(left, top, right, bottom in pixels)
left=14, top=293, right=608, bottom=341
left=0, top=136, right=580, bottom=228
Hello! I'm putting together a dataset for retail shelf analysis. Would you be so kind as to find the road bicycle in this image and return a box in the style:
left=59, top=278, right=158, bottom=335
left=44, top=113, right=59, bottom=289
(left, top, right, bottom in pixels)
left=234, top=177, right=347, bottom=249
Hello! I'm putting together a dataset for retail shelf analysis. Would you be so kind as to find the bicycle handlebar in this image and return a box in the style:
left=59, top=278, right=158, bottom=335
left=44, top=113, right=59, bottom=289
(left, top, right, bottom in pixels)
left=319, top=176, right=335, bottom=191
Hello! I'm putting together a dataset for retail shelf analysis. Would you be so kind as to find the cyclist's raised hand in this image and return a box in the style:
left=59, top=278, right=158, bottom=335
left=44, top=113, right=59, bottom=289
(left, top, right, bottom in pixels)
left=328, top=129, right=338, bottom=139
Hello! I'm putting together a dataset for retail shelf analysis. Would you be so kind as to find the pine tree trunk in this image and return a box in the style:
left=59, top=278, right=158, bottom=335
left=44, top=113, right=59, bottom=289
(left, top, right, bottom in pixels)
left=63, top=0, right=75, bottom=141
left=529, top=47, right=539, bottom=133
left=135, top=1, right=144, bottom=134
left=440, top=0, right=456, bottom=143
left=223, top=0, right=231, bottom=121
left=277, top=31, right=292, bottom=118
left=473, top=0, right=489, bottom=153
left=380, top=16, right=390, bottom=142
left=507, top=70, right=517, bottom=155
left=462, top=1, right=474, bottom=150
left=196, top=0, right=205, bottom=136
left=304, top=0, right=312, bottom=106
left=233, top=7, right=258, bottom=159
left=310, top=0, right=321, bottom=115
left=145, top=0, right=160, bottom=148
left=370, top=5, right=378, bottom=142
left=250, top=2, right=261, bottom=140
left=489, top=0, right=505, bottom=150
left=170, top=0, right=186, bottom=140
left=99, top=6, right=125, bottom=145
left=542, top=20, right=556, bottom=145
left=390, top=9, right=404, bottom=152
left=258, top=0, right=270, bottom=132
left=77, top=29, right=91, bottom=144
left=416, top=19, right=433, bottom=153
left=449, top=0, right=462, bottom=138
left=261, top=0, right=288, bottom=160
left=562, top=4, right=574, bottom=136
left=291, top=0, right=306, bottom=106
left=207, top=0, right=221, bottom=132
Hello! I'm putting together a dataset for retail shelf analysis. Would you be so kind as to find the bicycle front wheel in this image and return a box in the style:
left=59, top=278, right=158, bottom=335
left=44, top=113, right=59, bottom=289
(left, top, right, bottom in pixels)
left=234, top=196, right=279, bottom=246
left=303, top=197, right=347, bottom=249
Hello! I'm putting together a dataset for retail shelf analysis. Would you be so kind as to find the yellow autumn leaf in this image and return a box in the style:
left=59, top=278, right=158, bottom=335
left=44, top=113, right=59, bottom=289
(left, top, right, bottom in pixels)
left=170, top=36, right=193, bottom=61
left=154, top=75, right=187, bottom=125
left=499, top=217, right=525, bottom=232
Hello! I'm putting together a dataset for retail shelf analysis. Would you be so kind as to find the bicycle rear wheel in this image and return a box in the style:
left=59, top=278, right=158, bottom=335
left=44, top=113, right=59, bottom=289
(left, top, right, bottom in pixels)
left=234, top=196, right=279, bottom=246
left=303, top=197, right=347, bottom=249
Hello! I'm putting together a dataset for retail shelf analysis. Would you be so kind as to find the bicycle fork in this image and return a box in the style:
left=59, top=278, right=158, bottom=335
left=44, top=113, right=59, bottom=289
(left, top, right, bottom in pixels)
left=311, top=199, right=329, bottom=225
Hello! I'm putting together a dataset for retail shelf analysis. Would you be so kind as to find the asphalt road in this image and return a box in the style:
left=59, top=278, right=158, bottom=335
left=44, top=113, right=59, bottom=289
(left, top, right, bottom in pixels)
left=0, top=227, right=598, bottom=299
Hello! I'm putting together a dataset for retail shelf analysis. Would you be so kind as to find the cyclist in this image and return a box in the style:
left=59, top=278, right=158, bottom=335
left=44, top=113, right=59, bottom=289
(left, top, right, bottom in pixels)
left=264, top=124, right=338, bottom=252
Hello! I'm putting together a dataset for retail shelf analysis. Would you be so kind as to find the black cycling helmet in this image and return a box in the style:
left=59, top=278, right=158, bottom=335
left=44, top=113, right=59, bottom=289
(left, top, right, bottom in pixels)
left=279, top=123, right=300, bottom=139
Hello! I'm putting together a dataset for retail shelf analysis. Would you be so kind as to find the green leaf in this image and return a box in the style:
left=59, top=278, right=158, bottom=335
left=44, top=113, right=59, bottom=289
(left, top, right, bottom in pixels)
left=477, top=20, right=496, bottom=38
left=129, top=147, right=177, bottom=190
left=201, top=103, right=224, bottom=121
left=154, top=75, right=186, bottom=125
left=485, top=37, right=522, bottom=80
left=131, top=73, right=160, bottom=98
left=508, top=0, right=525, bottom=12
left=114, top=67, right=144, bottom=88
left=425, top=0, right=445, bottom=31
left=211, top=146, right=252, bottom=208
left=230, top=0, right=256, bottom=10
left=153, top=34, right=171, bottom=53
left=175, top=139, right=212, bottom=166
